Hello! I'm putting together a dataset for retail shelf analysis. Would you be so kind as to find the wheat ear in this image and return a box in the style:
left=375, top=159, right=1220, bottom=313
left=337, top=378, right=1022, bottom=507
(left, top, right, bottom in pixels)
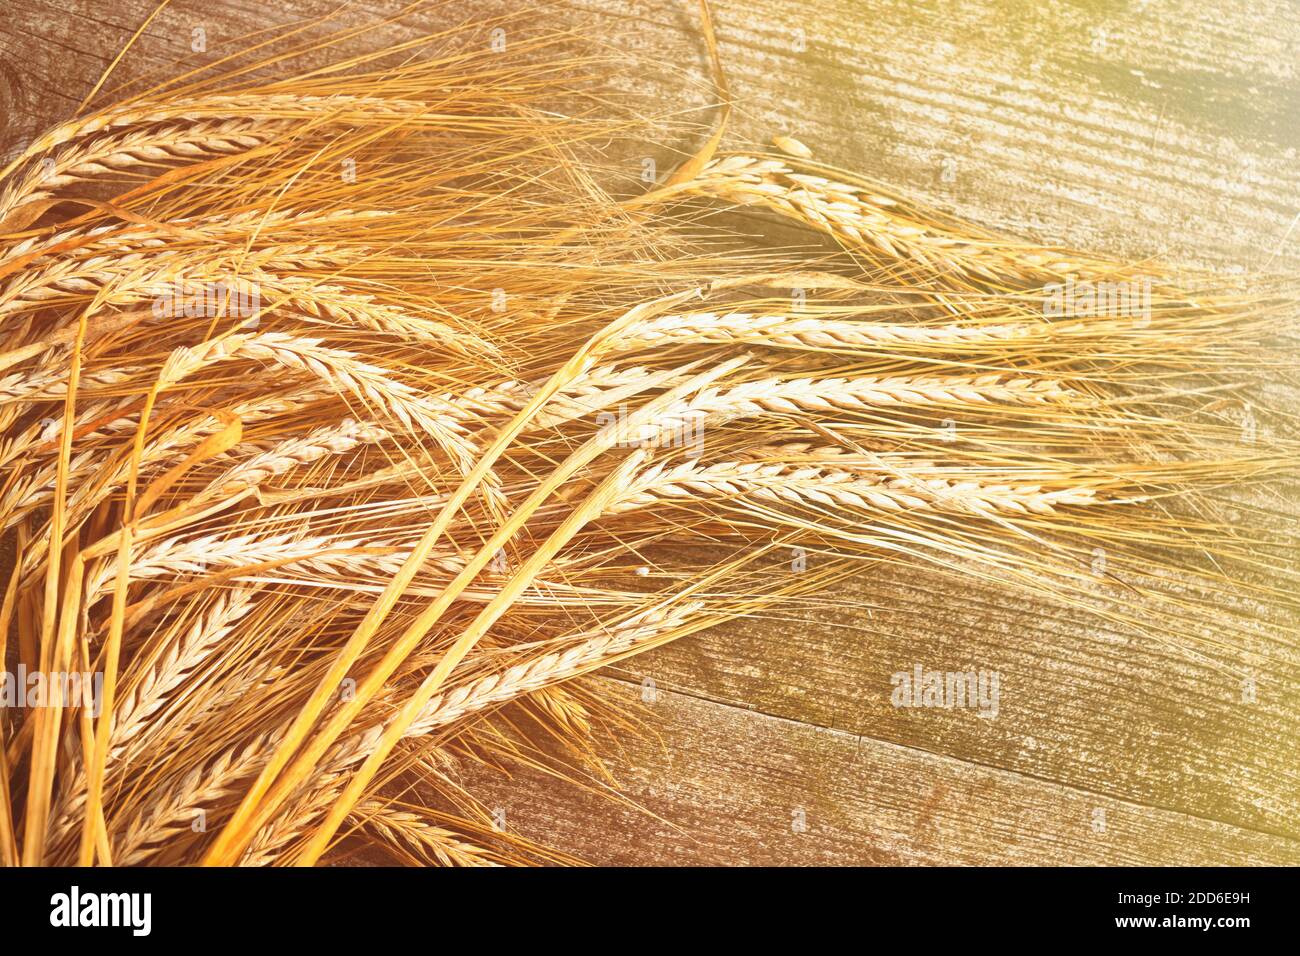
left=351, top=802, right=504, bottom=867
left=0, top=118, right=289, bottom=230
left=609, top=457, right=1102, bottom=517
left=687, top=156, right=1121, bottom=283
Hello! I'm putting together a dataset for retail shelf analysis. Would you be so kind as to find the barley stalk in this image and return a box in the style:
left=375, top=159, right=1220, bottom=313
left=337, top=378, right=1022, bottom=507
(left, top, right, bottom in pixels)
left=84, top=530, right=466, bottom=598
left=405, top=601, right=704, bottom=734
left=687, top=156, right=1120, bottom=284
left=350, top=802, right=503, bottom=867
left=47, top=591, right=257, bottom=852
left=3, top=93, right=462, bottom=179
left=617, top=310, right=1041, bottom=352
left=112, top=730, right=284, bottom=866
left=206, top=419, right=389, bottom=496
left=610, top=456, right=1102, bottom=517
left=0, top=118, right=290, bottom=230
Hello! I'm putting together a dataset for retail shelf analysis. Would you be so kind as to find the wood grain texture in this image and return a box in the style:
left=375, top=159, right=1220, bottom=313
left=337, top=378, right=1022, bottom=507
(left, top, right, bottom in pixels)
left=2, top=0, right=1297, bottom=865
left=453, top=676, right=1299, bottom=865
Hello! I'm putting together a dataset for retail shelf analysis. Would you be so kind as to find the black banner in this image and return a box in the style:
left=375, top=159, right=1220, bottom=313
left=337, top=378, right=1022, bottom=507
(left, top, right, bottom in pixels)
left=0, top=866, right=1281, bottom=942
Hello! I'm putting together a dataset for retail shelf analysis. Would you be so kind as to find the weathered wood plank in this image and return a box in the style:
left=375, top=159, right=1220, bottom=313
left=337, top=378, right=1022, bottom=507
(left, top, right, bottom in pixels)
left=452, top=676, right=1300, bottom=865
left=614, top=567, right=1300, bottom=840
left=573, top=0, right=1300, bottom=269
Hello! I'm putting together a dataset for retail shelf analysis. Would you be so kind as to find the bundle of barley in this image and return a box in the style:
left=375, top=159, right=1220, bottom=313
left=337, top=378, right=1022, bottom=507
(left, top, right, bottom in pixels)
left=0, top=3, right=1294, bottom=866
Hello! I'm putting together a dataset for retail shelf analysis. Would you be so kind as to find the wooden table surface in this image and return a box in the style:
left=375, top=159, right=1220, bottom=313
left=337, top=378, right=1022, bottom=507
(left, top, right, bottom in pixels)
left=3, top=0, right=1298, bottom=865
